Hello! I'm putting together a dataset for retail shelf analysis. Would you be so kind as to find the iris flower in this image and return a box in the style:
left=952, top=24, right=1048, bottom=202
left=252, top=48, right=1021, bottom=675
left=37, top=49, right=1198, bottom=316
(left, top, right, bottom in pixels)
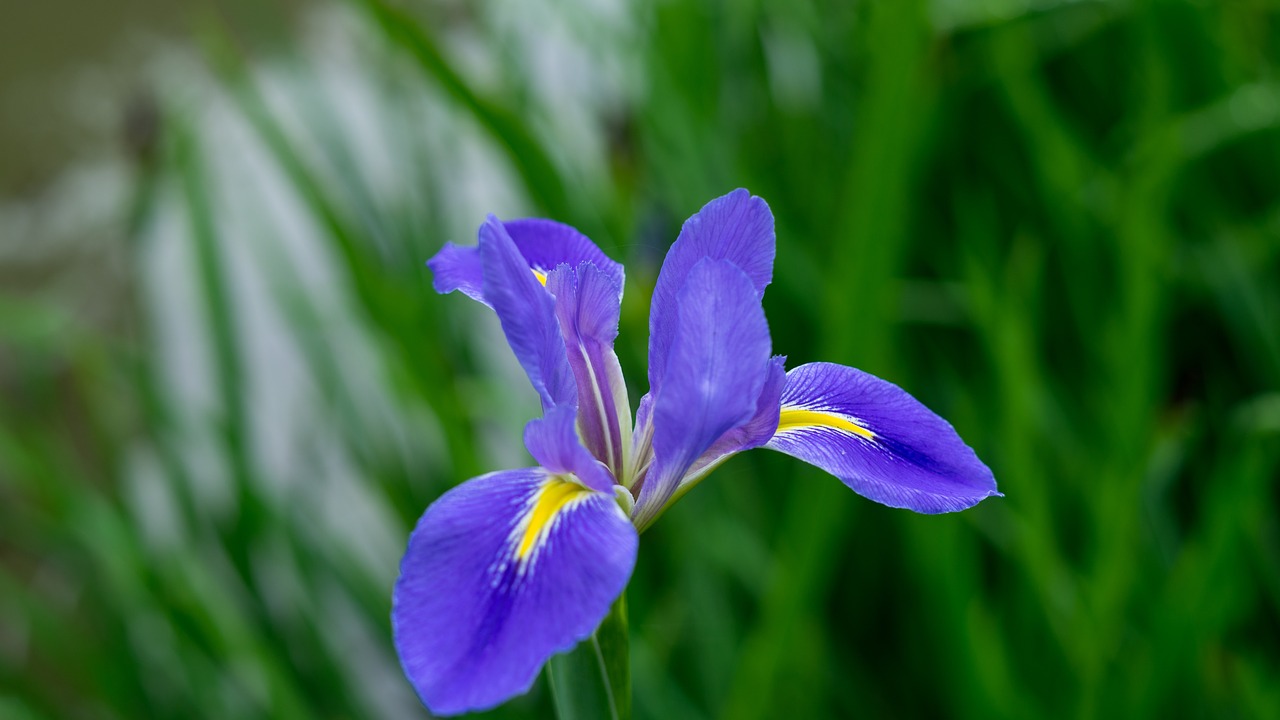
left=394, top=189, right=999, bottom=715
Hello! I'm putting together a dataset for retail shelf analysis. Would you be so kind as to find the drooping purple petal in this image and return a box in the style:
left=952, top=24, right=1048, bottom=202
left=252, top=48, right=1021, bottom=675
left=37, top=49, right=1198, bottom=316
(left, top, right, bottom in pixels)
left=426, top=219, right=623, bottom=308
left=479, top=217, right=576, bottom=410
left=648, top=189, right=775, bottom=396
left=633, top=259, right=773, bottom=530
left=524, top=405, right=615, bottom=492
left=680, top=355, right=787, bottom=486
left=765, top=362, right=1000, bottom=513
left=427, top=242, right=487, bottom=304
left=545, top=262, right=631, bottom=479
left=393, top=468, right=638, bottom=716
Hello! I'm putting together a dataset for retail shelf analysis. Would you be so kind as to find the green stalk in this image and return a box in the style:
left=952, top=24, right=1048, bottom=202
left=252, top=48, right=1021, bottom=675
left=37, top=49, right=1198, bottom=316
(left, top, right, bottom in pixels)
left=547, top=595, right=630, bottom=720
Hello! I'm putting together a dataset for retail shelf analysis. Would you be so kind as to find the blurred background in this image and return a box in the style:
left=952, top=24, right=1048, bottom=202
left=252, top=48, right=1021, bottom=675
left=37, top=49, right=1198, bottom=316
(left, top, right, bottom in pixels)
left=2, top=0, right=1278, bottom=718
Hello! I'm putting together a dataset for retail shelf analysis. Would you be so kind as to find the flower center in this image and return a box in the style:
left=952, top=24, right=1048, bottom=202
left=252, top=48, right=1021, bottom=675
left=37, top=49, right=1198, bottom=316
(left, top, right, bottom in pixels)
left=516, top=477, right=592, bottom=559
left=619, top=412, right=655, bottom=499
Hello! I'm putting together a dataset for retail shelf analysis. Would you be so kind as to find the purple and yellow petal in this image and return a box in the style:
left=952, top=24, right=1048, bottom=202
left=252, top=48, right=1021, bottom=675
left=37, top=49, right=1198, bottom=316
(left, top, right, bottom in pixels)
left=766, top=362, right=1000, bottom=513
left=393, top=468, right=638, bottom=716
left=427, top=218, right=622, bottom=306
left=505, top=219, right=625, bottom=293
left=634, top=259, right=773, bottom=530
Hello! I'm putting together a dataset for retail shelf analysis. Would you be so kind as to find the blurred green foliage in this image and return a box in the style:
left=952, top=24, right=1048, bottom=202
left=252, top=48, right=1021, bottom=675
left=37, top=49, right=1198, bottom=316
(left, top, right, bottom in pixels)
left=3, top=0, right=1279, bottom=718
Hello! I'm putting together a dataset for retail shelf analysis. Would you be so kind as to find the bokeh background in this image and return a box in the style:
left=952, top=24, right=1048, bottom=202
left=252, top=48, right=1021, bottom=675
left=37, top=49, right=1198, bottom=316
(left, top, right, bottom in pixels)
left=3, top=0, right=1278, bottom=718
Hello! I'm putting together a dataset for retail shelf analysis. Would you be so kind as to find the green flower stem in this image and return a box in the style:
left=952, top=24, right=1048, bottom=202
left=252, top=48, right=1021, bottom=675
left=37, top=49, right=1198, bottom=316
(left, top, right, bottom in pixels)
left=548, top=595, right=630, bottom=720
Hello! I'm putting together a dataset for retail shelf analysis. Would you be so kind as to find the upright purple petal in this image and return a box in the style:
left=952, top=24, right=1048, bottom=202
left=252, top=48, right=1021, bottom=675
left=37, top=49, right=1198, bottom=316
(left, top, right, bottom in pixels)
left=633, top=259, right=773, bottom=530
left=426, top=218, right=623, bottom=307
left=479, top=217, right=576, bottom=410
left=393, top=468, right=638, bottom=715
left=524, top=405, right=615, bottom=492
left=648, top=189, right=775, bottom=396
left=766, top=362, right=1000, bottom=513
left=545, top=262, right=631, bottom=479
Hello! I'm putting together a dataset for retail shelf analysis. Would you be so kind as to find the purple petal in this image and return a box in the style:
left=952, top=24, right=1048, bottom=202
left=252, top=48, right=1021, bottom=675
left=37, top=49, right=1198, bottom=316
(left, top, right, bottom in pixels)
left=427, top=242, right=487, bottom=305
left=426, top=218, right=623, bottom=307
left=506, top=219, right=624, bottom=292
left=479, top=217, right=577, bottom=410
left=524, top=405, right=615, bottom=492
left=393, top=468, right=638, bottom=715
left=633, top=259, right=773, bottom=529
left=681, top=355, right=786, bottom=484
left=648, top=189, right=775, bottom=397
left=545, top=262, right=631, bottom=479
left=765, top=362, right=1000, bottom=513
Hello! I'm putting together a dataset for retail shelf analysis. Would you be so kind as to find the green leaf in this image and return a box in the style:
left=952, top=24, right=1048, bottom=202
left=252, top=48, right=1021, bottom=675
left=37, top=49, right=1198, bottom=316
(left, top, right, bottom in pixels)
left=547, top=595, right=630, bottom=720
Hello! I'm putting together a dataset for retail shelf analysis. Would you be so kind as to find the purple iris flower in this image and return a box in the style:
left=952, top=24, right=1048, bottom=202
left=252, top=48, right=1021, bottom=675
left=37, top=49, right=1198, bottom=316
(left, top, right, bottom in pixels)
left=393, top=189, right=1000, bottom=715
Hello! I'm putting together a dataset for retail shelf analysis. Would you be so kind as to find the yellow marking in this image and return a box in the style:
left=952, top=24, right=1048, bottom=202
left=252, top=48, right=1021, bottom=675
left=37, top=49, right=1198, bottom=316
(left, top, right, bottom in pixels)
left=531, top=269, right=548, bottom=286
left=517, top=479, right=591, bottom=558
left=777, top=407, right=876, bottom=441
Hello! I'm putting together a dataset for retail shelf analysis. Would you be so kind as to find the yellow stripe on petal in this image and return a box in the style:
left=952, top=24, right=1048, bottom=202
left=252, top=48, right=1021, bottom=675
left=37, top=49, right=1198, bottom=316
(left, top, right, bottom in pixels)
left=517, top=478, right=591, bottom=559
left=531, top=268, right=549, bottom=286
left=777, top=407, right=876, bottom=441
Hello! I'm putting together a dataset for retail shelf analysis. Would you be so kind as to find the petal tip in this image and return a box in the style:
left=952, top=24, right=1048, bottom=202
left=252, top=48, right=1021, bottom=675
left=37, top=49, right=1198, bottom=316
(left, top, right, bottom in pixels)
left=427, top=242, right=487, bottom=301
